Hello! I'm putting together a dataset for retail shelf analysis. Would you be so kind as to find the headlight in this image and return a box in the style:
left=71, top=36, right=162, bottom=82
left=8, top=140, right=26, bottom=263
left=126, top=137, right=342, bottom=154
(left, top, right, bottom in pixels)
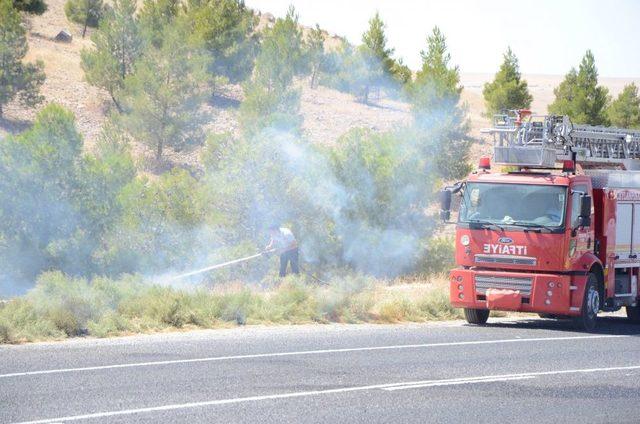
left=460, top=235, right=470, bottom=246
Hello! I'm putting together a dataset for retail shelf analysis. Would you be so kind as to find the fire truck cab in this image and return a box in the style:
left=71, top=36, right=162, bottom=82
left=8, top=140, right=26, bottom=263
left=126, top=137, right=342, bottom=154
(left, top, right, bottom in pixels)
left=441, top=111, right=640, bottom=330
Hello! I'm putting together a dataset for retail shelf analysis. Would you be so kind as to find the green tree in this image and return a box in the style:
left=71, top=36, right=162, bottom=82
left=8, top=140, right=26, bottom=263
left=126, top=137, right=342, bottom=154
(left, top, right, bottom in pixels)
left=108, top=169, right=209, bottom=272
left=408, top=26, right=471, bottom=180
left=81, top=0, right=142, bottom=112
left=120, top=20, right=210, bottom=160
left=0, top=104, right=136, bottom=286
left=357, top=12, right=395, bottom=103
left=13, top=0, right=46, bottom=14
left=138, top=0, right=179, bottom=48
left=186, top=0, right=257, bottom=85
left=390, top=58, right=411, bottom=85
left=548, top=50, right=610, bottom=125
left=482, top=47, right=532, bottom=115
left=362, top=11, right=394, bottom=77
left=65, top=0, right=105, bottom=38
left=306, top=24, right=325, bottom=88
left=0, top=0, right=45, bottom=118
left=608, top=83, right=640, bottom=128
left=410, top=26, right=462, bottom=111
left=239, top=6, right=304, bottom=134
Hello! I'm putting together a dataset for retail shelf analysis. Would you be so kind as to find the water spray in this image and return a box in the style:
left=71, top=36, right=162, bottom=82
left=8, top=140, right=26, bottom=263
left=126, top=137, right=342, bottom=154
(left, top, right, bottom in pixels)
left=167, top=250, right=275, bottom=281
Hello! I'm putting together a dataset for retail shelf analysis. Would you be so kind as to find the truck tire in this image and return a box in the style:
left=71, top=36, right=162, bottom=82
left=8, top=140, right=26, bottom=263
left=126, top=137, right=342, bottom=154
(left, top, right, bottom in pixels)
left=572, top=273, right=599, bottom=331
left=626, top=305, right=640, bottom=323
left=464, top=308, right=490, bottom=325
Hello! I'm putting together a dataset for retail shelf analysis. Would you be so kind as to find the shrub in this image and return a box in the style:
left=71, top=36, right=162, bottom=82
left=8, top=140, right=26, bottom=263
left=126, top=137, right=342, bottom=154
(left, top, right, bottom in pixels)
left=419, top=236, right=455, bottom=275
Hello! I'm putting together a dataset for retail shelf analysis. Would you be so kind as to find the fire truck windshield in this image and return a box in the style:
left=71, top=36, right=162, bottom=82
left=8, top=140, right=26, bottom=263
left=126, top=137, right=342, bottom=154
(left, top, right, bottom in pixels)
left=459, top=182, right=567, bottom=228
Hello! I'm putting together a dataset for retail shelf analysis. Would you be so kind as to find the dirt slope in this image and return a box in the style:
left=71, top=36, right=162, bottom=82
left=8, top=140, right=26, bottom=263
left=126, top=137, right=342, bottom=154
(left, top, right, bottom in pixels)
left=2, top=0, right=639, bottom=166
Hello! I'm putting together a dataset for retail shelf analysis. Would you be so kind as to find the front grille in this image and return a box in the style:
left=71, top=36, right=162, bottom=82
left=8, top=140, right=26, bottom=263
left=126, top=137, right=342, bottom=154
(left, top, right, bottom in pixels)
left=474, top=255, right=537, bottom=266
left=474, top=275, right=533, bottom=296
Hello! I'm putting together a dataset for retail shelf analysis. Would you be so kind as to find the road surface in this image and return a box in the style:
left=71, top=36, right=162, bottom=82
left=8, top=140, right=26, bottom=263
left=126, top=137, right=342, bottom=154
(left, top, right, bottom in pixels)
left=1, top=316, right=640, bottom=423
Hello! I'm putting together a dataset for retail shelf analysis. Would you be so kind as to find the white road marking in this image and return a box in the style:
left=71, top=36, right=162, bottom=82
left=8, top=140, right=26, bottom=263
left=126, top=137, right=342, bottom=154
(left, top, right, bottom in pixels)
left=0, top=334, right=627, bottom=379
left=14, top=364, right=640, bottom=424
left=383, top=375, right=536, bottom=391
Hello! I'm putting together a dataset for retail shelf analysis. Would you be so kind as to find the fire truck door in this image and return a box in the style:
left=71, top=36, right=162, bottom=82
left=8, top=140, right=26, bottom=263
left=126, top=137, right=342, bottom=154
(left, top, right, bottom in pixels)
left=632, top=203, right=640, bottom=260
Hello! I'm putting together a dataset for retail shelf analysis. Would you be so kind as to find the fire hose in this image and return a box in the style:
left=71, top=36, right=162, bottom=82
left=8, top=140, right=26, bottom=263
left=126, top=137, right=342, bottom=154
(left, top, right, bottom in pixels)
left=167, top=249, right=327, bottom=284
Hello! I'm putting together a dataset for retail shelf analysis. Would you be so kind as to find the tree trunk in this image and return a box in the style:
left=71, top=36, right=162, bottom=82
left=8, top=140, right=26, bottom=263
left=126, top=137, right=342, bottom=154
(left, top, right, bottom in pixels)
left=110, top=93, right=123, bottom=113
left=156, top=139, right=163, bottom=161
left=0, top=103, right=3, bottom=118
left=310, top=67, right=317, bottom=89
left=82, top=19, right=88, bottom=38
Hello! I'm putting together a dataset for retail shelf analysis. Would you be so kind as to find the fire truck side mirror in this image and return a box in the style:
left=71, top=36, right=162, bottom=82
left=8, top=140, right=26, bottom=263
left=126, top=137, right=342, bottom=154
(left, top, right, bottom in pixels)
left=579, top=195, right=592, bottom=227
left=440, top=189, right=452, bottom=222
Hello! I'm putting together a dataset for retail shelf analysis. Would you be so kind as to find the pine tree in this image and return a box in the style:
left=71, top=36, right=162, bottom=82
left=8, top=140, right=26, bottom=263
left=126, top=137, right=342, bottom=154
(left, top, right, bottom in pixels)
left=358, top=11, right=394, bottom=103
left=306, top=24, right=325, bottom=89
left=138, top=0, right=179, bottom=48
left=390, top=58, right=411, bottom=85
left=482, top=47, right=532, bottom=115
left=362, top=11, right=394, bottom=75
left=239, top=6, right=303, bottom=134
left=608, top=83, right=640, bottom=128
left=65, top=0, right=105, bottom=38
left=0, top=0, right=45, bottom=118
left=549, top=50, right=610, bottom=125
left=186, top=0, right=257, bottom=85
left=254, top=5, right=304, bottom=92
left=410, top=26, right=462, bottom=112
left=409, top=26, right=470, bottom=180
left=120, top=20, right=210, bottom=161
left=80, top=0, right=142, bottom=112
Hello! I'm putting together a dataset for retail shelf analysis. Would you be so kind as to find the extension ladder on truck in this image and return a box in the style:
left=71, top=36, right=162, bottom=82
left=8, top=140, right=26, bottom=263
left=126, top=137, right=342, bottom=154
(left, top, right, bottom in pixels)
left=483, top=110, right=640, bottom=170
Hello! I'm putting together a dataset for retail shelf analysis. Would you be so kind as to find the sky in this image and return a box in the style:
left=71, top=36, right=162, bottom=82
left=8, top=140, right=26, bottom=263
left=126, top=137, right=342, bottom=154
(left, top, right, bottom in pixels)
left=244, top=0, right=640, bottom=78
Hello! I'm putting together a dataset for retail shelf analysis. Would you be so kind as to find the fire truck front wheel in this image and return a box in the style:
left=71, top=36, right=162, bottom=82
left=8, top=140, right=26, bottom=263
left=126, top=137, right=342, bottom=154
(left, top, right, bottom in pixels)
left=573, top=273, right=599, bottom=331
left=626, top=305, right=640, bottom=323
left=463, top=308, right=490, bottom=325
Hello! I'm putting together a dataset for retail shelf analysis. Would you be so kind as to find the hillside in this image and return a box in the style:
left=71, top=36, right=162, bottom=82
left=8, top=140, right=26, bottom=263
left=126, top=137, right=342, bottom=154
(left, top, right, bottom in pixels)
left=2, top=0, right=640, bottom=167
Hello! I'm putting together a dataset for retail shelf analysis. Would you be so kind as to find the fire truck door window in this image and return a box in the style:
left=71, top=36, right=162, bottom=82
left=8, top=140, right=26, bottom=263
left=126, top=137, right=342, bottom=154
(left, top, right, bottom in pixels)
left=616, top=203, right=632, bottom=257
left=570, top=185, right=589, bottom=229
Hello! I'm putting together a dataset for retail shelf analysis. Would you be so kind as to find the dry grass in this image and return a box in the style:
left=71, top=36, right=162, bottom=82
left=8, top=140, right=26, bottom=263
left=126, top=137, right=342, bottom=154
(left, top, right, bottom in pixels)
left=0, top=271, right=464, bottom=344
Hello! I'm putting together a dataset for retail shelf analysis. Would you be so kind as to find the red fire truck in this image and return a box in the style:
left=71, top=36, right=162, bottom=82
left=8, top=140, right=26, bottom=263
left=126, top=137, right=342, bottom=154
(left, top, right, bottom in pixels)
left=440, top=111, right=640, bottom=330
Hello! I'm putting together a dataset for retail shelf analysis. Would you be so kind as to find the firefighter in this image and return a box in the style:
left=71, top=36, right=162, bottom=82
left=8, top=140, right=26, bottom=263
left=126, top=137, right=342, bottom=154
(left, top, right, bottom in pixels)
left=265, top=225, right=299, bottom=277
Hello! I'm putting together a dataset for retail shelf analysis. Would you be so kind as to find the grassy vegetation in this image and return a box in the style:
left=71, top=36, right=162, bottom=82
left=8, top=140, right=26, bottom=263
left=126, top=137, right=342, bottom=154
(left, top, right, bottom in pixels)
left=0, top=272, right=462, bottom=343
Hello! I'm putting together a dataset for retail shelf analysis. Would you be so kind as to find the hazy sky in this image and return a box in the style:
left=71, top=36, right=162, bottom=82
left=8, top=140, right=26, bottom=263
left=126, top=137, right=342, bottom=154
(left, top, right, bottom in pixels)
left=244, top=0, right=640, bottom=78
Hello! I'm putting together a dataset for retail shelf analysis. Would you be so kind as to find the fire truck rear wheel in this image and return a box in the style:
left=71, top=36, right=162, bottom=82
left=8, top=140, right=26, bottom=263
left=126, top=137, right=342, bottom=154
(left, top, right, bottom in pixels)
left=626, top=305, right=640, bottom=323
left=463, top=308, right=490, bottom=325
left=572, top=273, right=599, bottom=331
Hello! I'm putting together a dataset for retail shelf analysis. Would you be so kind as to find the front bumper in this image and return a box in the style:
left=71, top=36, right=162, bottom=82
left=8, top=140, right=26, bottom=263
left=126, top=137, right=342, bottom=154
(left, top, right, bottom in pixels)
left=449, top=268, right=583, bottom=315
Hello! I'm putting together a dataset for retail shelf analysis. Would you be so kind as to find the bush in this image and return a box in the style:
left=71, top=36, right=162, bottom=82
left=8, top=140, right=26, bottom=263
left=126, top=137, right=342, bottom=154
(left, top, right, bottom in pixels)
left=87, top=312, right=130, bottom=337
left=416, top=288, right=462, bottom=320
left=0, top=321, right=10, bottom=343
left=419, top=236, right=455, bottom=274
left=377, top=296, right=417, bottom=322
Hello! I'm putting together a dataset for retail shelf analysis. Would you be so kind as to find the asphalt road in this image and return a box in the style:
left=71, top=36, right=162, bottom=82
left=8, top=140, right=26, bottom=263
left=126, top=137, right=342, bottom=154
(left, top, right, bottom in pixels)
left=2, top=316, right=640, bottom=424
